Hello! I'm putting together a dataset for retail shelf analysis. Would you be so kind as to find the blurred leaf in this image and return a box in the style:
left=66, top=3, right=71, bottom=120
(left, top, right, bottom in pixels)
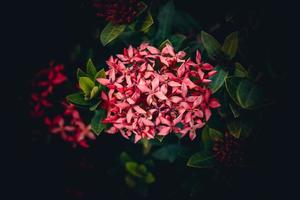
left=100, top=23, right=126, bottom=46
left=77, top=68, right=88, bottom=80
left=120, top=152, right=132, bottom=164
left=125, top=175, right=136, bottom=188
left=79, top=77, right=94, bottom=94
left=86, top=59, right=97, bottom=77
left=159, top=39, right=172, bottom=50
left=169, top=34, right=186, bottom=51
left=91, top=110, right=106, bottom=135
left=155, top=1, right=175, bottom=43
left=89, top=101, right=100, bottom=111
left=201, top=31, right=222, bottom=59
left=152, top=144, right=182, bottom=163
left=229, top=103, right=240, bottom=118
left=187, top=151, right=215, bottom=168
left=236, top=79, right=262, bottom=109
left=222, top=31, right=238, bottom=59
left=234, top=62, right=248, bottom=78
left=173, top=10, right=201, bottom=33
left=66, top=92, right=95, bottom=107
left=227, top=120, right=241, bottom=138
left=225, top=77, right=240, bottom=105
left=144, top=172, right=155, bottom=184
left=209, top=66, right=228, bottom=93
left=140, top=12, right=154, bottom=32
left=201, top=126, right=223, bottom=151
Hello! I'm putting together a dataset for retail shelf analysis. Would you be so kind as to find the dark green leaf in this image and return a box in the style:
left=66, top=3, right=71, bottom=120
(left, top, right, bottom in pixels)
left=209, top=65, right=228, bottom=93
left=152, top=144, right=182, bottom=163
left=144, top=172, right=155, bottom=184
left=225, top=77, right=240, bottom=105
left=236, top=79, right=262, bottom=109
left=100, top=23, right=126, bottom=46
left=229, top=103, right=240, bottom=118
left=169, top=34, right=186, bottom=51
left=140, top=12, right=154, bottom=32
left=187, top=151, right=215, bottom=168
left=201, top=31, right=222, bottom=59
left=90, top=110, right=106, bottom=135
left=234, top=62, right=248, bottom=78
left=227, top=120, right=241, bottom=138
left=155, top=1, right=175, bottom=42
left=201, top=126, right=223, bottom=151
left=89, top=101, right=100, bottom=111
left=77, top=68, right=88, bottom=80
left=66, top=92, right=95, bottom=107
left=125, top=162, right=144, bottom=177
left=222, top=31, right=238, bottom=59
left=158, top=39, right=172, bottom=50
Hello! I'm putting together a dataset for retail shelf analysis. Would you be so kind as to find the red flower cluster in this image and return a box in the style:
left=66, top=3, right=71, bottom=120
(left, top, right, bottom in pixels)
left=92, top=0, right=145, bottom=24
left=31, top=62, right=95, bottom=148
left=98, top=43, right=221, bottom=143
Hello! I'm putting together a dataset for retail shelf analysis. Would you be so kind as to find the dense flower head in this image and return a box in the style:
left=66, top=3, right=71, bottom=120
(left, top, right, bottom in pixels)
left=92, top=0, right=145, bottom=24
left=97, top=43, right=221, bottom=143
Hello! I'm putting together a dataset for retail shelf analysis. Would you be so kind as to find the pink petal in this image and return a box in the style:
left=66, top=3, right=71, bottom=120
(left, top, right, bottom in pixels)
left=137, top=84, right=151, bottom=93
left=169, top=96, right=183, bottom=103
left=209, top=98, right=221, bottom=108
left=198, top=69, right=204, bottom=80
left=194, top=110, right=204, bottom=118
left=177, top=63, right=185, bottom=77
left=196, top=50, right=202, bottom=64
left=202, top=63, right=214, bottom=70
left=154, top=91, right=167, bottom=100
left=189, top=131, right=197, bottom=140
left=160, top=117, right=172, bottom=126
left=159, top=56, right=169, bottom=66
left=204, top=108, right=212, bottom=121
left=168, top=81, right=181, bottom=87
left=183, top=78, right=197, bottom=89
left=97, top=78, right=110, bottom=86
left=141, top=118, right=154, bottom=126
left=147, top=46, right=160, bottom=54
left=158, top=126, right=171, bottom=136
left=126, top=108, right=133, bottom=123
left=152, top=76, right=160, bottom=90
left=134, top=134, right=142, bottom=143
left=181, top=83, right=188, bottom=97
left=184, top=111, right=192, bottom=123
left=208, top=70, right=217, bottom=77
left=161, top=84, right=168, bottom=94
left=173, top=113, right=183, bottom=125
left=133, top=105, right=146, bottom=114
left=128, top=45, right=134, bottom=58
left=193, top=96, right=203, bottom=108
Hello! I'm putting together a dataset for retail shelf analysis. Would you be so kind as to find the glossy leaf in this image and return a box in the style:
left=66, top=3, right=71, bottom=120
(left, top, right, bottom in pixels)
left=169, top=34, right=186, bottom=51
left=79, top=77, right=94, bottom=94
left=86, top=59, right=97, bottom=77
left=229, top=103, right=240, bottom=118
left=225, top=77, right=240, bottom=105
left=201, top=31, right=222, bottom=59
left=66, top=92, right=95, bottom=107
left=91, top=110, right=106, bottom=135
left=222, top=31, right=238, bottom=59
left=201, top=126, right=223, bottom=151
left=236, top=79, right=262, bottom=109
left=187, top=151, right=215, bottom=168
left=100, top=23, right=126, bottom=46
left=234, top=62, right=248, bottom=78
left=209, top=65, right=228, bottom=93
left=90, top=86, right=100, bottom=99
left=155, top=1, right=175, bottom=42
left=152, top=144, right=182, bottom=163
left=77, top=68, right=88, bottom=80
left=140, top=12, right=154, bottom=32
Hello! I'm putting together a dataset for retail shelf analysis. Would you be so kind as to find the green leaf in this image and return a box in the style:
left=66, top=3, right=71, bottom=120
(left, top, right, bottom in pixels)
left=90, top=110, right=107, bottom=135
left=144, top=172, right=155, bottom=184
left=155, top=1, right=175, bottom=42
left=89, top=101, right=100, bottom=111
left=222, top=31, right=238, bottom=59
left=86, top=59, right=97, bottom=77
left=209, top=66, right=228, bottom=93
left=236, top=79, right=262, bottom=109
left=100, top=23, right=126, bottom=46
left=229, top=103, right=240, bottom=118
left=234, top=62, right=248, bottom=78
left=227, top=120, right=241, bottom=138
left=79, top=77, right=95, bottom=94
left=77, top=68, right=88, bottom=80
left=201, top=31, right=222, bottom=59
left=89, top=86, right=99, bottom=100
left=125, top=162, right=143, bottom=177
left=66, top=92, right=95, bottom=107
left=140, top=12, right=154, bottom=32
left=158, top=39, right=172, bottom=50
left=201, top=126, right=223, bottom=151
left=152, top=144, right=182, bottom=163
left=187, top=151, right=215, bottom=168
left=225, top=77, right=240, bottom=105
left=120, top=152, right=132, bottom=164
left=169, top=34, right=186, bottom=51
left=95, top=68, right=106, bottom=80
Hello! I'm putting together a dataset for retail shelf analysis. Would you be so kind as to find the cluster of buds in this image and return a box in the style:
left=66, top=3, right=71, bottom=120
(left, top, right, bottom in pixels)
left=30, top=62, right=94, bottom=148
left=97, top=43, right=220, bottom=143
left=92, top=0, right=145, bottom=24
left=213, top=132, right=244, bottom=167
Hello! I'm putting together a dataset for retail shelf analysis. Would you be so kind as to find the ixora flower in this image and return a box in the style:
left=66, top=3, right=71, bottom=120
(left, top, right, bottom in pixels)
left=97, top=43, right=221, bottom=143
left=31, top=62, right=94, bottom=148
left=92, top=0, right=146, bottom=24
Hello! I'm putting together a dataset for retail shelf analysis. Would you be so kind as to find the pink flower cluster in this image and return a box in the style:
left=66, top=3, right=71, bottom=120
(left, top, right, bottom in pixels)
left=98, top=43, right=221, bottom=143
left=31, top=62, right=95, bottom=148
left=45, top=103, right=96, bottom=148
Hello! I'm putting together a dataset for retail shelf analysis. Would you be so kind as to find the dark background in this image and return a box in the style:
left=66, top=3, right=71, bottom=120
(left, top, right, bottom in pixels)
left=3, top=0, right=292, bottom=199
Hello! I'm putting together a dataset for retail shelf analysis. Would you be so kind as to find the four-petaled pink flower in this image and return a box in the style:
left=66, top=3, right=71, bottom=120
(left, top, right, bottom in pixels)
left=98, top=43, right=221, bottom=143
